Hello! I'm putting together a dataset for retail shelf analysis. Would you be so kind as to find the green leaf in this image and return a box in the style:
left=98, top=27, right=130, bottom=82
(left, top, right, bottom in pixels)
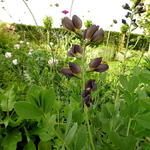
left=75, top=126, right=87, bottom=150
left=38, top=141, right=51, bottom=150
left=14, top=101, right=43, bottom=119
left=24, top=141, right=36, bottom=150
left=65, top=123, right=78, bottom=145
left=1, top=130, right=22, bottom=150
left=28, top=86, right=56, bottom=114
left=0, top=87, right=16, bottom=111
left=136, top=113, right=150, bottom=129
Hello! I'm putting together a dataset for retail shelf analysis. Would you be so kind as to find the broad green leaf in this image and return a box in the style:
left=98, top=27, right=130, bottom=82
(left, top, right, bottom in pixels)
left=136, top=113, right=150, bottom=129
left=0, top=87, right=16, bottom=111
left=75, top=126, right=87, bottom=150
left=109, top=132, right=122, bottom=150
left=14, top=101, right=43, bottom=119
left=24, top=141, right=36, bottom=150
left=65, top=123, right=78, bottom=145
left=1, top=130, right=22, bottom=150
left=65, top=110, right=72, bottom=136
left=38, top=141, right=51, bottom=150
left=27, top=86, right=56, bottom=114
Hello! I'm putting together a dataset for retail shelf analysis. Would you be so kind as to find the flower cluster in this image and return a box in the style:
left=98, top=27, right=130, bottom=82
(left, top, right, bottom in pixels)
left=61, top=15, right=109, bottom=107
left=62, top=15, right=82, bottom=32
left=122, top=0, right=146, bottom=29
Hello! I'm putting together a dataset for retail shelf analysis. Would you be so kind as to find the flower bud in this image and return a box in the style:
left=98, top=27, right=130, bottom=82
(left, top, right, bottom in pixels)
left=69, top=62, right=81, bottom=75
left=84, top=25, right=99, bottom=40
left=72, top=15, right=82, bottom=29
left=62, top=17, right=75, bottom=32
left=122, top=3, right=131, bottom=10
left=91, top=28, right=104, bottom=43
left=68, top=45, right=83, bottom=57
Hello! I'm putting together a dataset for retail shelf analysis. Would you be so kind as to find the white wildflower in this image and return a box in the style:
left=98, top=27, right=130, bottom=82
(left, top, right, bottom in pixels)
left=19, top=40, right=24, bottom=44
left=26, top=42, right=30, bottom=45
left=14, top=44, right=20, bottom=49
left=12, top=59, right=18, bottom=65
left=28, top=49, right=33, bottom=55
left=5, top=52, right=12, bottom=58
left=48, top=58, right=58, bottom=66
left=50, top=42, right=54, bottom=46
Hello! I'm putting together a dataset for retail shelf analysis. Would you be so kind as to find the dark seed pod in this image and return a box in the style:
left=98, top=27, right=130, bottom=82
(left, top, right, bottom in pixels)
left=72, top=15, right=82, bottom=29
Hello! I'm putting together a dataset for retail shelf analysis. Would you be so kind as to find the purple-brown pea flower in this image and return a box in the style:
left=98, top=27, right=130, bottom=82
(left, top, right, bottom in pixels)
left=82, top=80, right=97, bottom=107
left=61, top=62, right=81, bottom=78
left=83, top=25, right=104, bottom=43
left=62, top=15, right=82, bottom=32
left=134, top=0, right=142, bottom=8
left=122, top=19, right=127, bottom=25
left=122, top=3, right=131, bottom=10
left=125, top=12, right=131, bottom=18
left=68, top=45, right=83, bottom=58
left=89, top=57, right=109, bottom=72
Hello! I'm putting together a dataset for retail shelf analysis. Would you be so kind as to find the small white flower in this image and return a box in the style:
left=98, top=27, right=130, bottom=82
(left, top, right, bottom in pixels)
left=14, top=44, right=20, bottom=49
left=26, top=42, right=30, bottom=45
left=12, top=59, right=18, bottom=65
left=28, top=49, right=33, bottom=55
left=19, top=40, right=24, bottom=44
left=5, top=52, right=12, bottom=58
left=48, top=58, right=58, bottom=66
left=50, top=42, right=54, bottom=46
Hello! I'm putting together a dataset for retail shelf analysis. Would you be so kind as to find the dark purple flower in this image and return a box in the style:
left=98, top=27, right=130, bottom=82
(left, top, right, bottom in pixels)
left=72, top=15, right=82, bottom=29
left=85, top=80, right=97, bottom=92
left=68, top=45, right=83, bottom=57
left=122, top=19, right=127, bottom=24
left=89, top=57, right=109, bottom=73
left=61, top=63, right=81, bottom=78
left=62, top=15, right=82, bottom=32
left=83, top=25, right=104, bottom=43
left=125, top=12, right=131, bottom=18
left=91, top=28, right=104, bottom=43
left=122, top=3, right=131, bottom=10
left=62, top=17, right=75, bottom=32
left=134, top=0, right=142, bottom=7
left=82, top=95, right=93, bottom=107
left=62, top=10, right=69, bottom=14
left=138, top=7, right=146, bottom=14
left=61, top=67, right=74, bottom=78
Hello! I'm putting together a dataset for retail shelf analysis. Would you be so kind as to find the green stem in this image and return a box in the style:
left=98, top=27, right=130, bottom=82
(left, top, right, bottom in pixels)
left=82, top=44, right=86, bottom=90
left=84, top=106, right=95, bottom=150
left=106, top=30, right=111, bottom=46
left=126, top=118, right=132, bottom=136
